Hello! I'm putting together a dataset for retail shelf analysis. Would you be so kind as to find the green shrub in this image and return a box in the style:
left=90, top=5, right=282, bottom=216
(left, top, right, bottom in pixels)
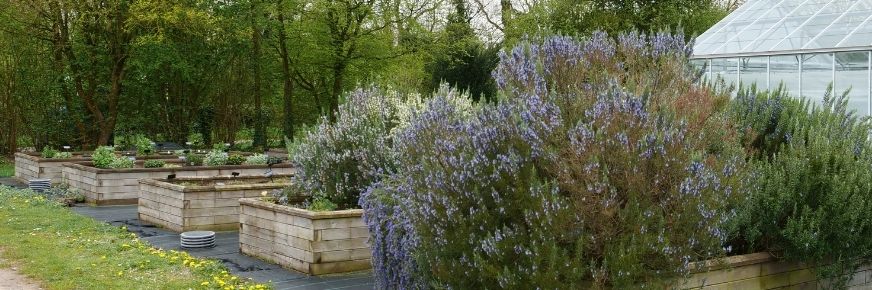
left=186, top=133, right=204, bottom=148
left=92, top=146, right=116, bottom=169
left=289, top=86, right=423, bottom=210
left=143, top=160, right=165, bottom=168
left=41, top=146, right=58, bottom=158
left=226, top=154, right=245, bottom=165
left=203, top=150, right=228, bottom=166
left=212, top=143, right=229, bottom=152
left=732, top=91, right=872, bottom=285
left=108, top=157, right=134, bottom=169
left=52, top=152, right=73, bottom=159
left=132, top=134, right=154, bottom=156
left=234, top=140, right=254, bottom=152
left=307, top=196, right=338, bottom=212
left=242, top=154, right=267, bottom=165
left=184, top=154, right=203, bottom=166
left=235, top=128, right=253, bottom=141
left=266, top=127, right=283, bottom=148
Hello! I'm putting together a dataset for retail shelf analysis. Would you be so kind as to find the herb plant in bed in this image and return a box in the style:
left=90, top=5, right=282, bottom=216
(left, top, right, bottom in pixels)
left=238, top=87, right=421, bottom=275
left=62, top=147, right=294, bottom=205
left=14, top=146, right=181, bottom=184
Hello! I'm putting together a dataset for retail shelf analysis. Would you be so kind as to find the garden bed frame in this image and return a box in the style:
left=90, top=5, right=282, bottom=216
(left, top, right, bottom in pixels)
left=238, top=198, right=370, bottom=275
left=62, top=161, right=295, bottom=205
left=138, top=175, right=296, bottom=232
left=266, top=148, right=288, bottom=159
left=680, top=252, right=871, bottom=289
left=14, top=151, right=177, bottom=184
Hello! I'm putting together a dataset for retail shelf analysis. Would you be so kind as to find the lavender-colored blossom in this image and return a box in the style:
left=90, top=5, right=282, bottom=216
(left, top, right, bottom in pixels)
left=363, top=31, right=741, bottom=289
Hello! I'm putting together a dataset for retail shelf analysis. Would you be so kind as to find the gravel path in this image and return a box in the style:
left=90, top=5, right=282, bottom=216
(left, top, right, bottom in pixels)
left=0, top=263, right=42, bottom=290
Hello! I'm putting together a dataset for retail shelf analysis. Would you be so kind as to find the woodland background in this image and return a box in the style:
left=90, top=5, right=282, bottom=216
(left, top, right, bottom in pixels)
left=0, top=0, right=738, bottom=153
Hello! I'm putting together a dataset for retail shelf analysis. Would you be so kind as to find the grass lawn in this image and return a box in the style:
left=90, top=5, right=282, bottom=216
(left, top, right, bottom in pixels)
left=0, top=186, right=270, bottom=290
left=0, top=158, right=12, bottom=177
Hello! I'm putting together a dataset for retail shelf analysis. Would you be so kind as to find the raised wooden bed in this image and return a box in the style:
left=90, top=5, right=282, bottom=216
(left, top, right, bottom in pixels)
left=266, top=148, right=288, bottom=159
left=138, top=175, right=297, bottom=232
left=238, top=198, right=369, bottom=275
left=14, top=151, right=178, bottom=184
left=62, top=161, right=295, bottom=205
left=679, top=252, right=872, bottom=289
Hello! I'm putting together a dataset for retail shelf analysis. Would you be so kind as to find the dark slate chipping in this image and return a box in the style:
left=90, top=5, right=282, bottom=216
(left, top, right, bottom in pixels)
left=71, top=205, right=374, bottom=290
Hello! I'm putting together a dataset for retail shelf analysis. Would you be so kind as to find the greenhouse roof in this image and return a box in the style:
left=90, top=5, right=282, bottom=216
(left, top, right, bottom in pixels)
left=693, top=0, right=872, bottom=58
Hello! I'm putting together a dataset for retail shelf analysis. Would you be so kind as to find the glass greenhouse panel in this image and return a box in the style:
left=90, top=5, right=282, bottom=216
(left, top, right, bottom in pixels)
left=695, top=0, right=762, bottom=45
left=711, top=58, right=738, bottom=89
left=695, top=0, right=773, bottom=55
left=690, top=59, right=710, bottom=82
left=837, top=14, right=872, bottom=47
left=770, top=55, right=800, bottom=93
left=693, top=0, right=872, bottom=57
left=771, top=0, right=846, bottom=52
left=835, top=51, right=870, bottom=116
left=720, top=0, right=799, bottom=53
left=801, top=53, right=834, bottom=107
left=740, top=57, right=768, bottom=89
left=805, top=0, right=872, bottom=49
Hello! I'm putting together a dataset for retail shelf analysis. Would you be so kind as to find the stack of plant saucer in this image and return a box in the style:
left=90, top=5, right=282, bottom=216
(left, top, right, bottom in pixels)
left=180, top=231, right=216, bottom=249
left=28, top=179, right=51, bottom=192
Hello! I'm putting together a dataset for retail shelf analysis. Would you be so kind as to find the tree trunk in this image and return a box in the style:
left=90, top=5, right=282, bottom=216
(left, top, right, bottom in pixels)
left=329, top=63, right=345, bottom=122
left=49, top=1, right=89, bottom=147
left=250, top=1, right=266, bottom=149
left=500, top=0, right=514, bottom=41
left=97, top=0, right=130, bottom=146
left=276, top=1, right=295, bottom=140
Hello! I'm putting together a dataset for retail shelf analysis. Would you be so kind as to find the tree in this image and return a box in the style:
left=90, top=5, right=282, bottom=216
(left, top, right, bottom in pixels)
left=427, top=0, right=498, bottom=101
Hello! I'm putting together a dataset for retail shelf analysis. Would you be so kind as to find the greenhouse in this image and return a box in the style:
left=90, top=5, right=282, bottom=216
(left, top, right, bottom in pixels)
left=692, top=0, right=872, bottom=117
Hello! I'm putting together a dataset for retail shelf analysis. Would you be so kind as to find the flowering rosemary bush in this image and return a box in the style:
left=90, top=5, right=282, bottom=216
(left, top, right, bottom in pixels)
left=289, top=86, right=423, bottom=210
left=731, top=91, right=872, bottom=285
left=362, top=32, right=747, bottom=289
left=728, top=87, right=797, bottom=160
